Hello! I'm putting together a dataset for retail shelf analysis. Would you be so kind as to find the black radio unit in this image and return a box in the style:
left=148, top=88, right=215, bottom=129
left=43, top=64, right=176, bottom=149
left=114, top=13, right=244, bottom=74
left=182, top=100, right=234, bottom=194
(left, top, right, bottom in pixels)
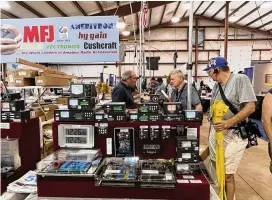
left=162, top=114, right=184, bottom=122
left=54, top=109, right=94, bottom=122
left=176, top=152, right=199, bottom=163
left=149, top=94, right=160, bottom=103
left=175, top=162, right=200, bottom=175
left=138, top=103, right=160, bottom=113
left=184, top=110, right=203, bottom=122
left=107, top=113, right=127, bottom=122
left=163, top=102, right=183, bottom=115
left=176, top=136, right=199, bottom=152
left=68, top=98, right=95, bottom=110
left=95, top=111, right=108, bottom=122
left=70, top=84, right=96, bottom=98
left=138, top=113, right=161, bottom=122
left=1, top=100, right=25, bottom=112
left=104, top=102, right=126, bottom=114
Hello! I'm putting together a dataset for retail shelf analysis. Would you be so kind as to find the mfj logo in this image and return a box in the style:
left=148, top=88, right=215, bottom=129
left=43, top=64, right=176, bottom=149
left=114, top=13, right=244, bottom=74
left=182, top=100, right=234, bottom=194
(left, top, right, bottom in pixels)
left=24, top=25, right=54, bottom=43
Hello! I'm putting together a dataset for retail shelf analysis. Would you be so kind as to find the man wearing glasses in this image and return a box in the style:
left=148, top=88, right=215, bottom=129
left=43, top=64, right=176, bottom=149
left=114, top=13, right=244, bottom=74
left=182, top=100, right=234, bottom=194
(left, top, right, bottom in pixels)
left=112, top=70, right=138, bottom=109
left=203, top=57, right=256, bottom=200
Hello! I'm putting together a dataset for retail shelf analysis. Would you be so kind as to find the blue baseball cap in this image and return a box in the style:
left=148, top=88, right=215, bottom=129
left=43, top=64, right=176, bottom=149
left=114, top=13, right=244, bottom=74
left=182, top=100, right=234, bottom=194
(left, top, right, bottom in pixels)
left=202, top=57, right=228, bottom=71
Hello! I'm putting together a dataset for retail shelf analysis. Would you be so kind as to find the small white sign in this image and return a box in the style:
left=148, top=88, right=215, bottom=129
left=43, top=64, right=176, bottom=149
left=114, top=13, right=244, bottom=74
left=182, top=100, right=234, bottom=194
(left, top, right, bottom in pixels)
left=183, top=175, right=195, bottom=179
left=142, top=170, right=159, bottom=174
left=0, top=123, right=10, bottom=129
left=190, top=180, right=202, bottom=183
left=177, top=179, right=189, bottom=183
left=106, top=138, right=112, bottom=155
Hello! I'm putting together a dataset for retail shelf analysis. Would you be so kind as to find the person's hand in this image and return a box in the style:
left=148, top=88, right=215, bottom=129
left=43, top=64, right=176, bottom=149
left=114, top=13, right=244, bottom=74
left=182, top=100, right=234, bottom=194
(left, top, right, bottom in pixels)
left=213, top=120, right=232, bottom=131
left=1, top=25, right=22, bottom=55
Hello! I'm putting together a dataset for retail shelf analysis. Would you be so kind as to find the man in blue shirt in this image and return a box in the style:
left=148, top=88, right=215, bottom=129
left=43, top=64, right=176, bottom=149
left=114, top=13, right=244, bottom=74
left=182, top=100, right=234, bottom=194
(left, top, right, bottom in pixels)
left=112, top=70, right=137, bottom=109
left=155, top=78, right=166, bottom=99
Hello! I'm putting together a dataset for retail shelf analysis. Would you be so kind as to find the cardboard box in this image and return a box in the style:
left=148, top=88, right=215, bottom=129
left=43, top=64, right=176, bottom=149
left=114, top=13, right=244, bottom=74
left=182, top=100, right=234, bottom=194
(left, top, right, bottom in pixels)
left=35, top=76, right=70, bottom=86
left=39, top=116, right=46, bottom=122
left=6, top=71, right=16, bottom=86
left=15, top=69, right=38, bottom=78
left=56, top=97, right=68, bottom=105
left=14, top=77, right=35, bottom=86
left=31, top=110, right=44, bottom=117
left=45, top=111, right=54, bottom=120
left=42, top=105, right=58, bottom=111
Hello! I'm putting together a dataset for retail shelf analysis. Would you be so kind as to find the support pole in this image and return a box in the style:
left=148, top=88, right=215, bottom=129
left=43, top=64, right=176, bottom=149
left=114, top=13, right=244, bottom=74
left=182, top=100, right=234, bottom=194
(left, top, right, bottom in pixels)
left=224, top=1, right=230, bottom=59
left=195, top=18, right=199, bottom=81
left=187, top=1, right=194, bottom=110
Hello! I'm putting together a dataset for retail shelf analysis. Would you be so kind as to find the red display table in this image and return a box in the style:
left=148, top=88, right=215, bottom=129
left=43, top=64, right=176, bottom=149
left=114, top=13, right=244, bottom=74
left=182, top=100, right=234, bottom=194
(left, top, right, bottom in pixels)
left=1, top=118, right=41, bottom=194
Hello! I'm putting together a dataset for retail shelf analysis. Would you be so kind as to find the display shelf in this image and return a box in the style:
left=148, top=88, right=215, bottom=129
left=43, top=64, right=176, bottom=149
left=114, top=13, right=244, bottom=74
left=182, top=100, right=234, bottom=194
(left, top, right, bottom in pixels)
left=7, top=86, right=69, bottom=90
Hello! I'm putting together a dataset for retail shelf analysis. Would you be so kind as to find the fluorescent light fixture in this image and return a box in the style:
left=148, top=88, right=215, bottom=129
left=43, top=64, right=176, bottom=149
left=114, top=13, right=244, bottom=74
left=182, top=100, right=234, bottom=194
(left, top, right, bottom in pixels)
left=116, top=22, right=126, bottom=29
left=122, top=30, right=130, bottom=36
left=229, top=15, right=239, bottom=22
left=184, top=2, right=190, bottom=10
left=171, top=16, right=180, bottom=23
left=261, top=1, right=272, bottom=8
left=0, top=1, right=10, bottom=9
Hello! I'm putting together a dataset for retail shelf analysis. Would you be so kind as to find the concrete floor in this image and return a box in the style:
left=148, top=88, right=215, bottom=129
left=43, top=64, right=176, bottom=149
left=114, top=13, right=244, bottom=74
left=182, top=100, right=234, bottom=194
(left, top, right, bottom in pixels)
left=200, top=117, right=272, bottom=200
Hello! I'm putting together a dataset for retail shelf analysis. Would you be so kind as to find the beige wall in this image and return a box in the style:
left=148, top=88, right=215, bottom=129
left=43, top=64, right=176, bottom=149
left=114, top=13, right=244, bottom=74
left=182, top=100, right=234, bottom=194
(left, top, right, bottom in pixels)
left=253, top=63, right=272, bottom=94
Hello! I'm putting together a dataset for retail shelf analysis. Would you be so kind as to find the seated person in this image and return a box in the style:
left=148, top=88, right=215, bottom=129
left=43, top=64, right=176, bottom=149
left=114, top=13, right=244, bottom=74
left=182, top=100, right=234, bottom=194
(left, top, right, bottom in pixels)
left=155, top=77, right=166, bottom=99
left=169, top=69, right=202, bottom=111
left=112, top=70, right=138, bottom=109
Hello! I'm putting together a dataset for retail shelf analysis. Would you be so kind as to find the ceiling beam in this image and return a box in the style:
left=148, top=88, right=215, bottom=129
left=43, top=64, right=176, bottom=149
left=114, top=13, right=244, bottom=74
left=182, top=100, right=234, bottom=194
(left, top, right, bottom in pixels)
left=234, top=3, right=263, bottom=24
left=149, top=9, right=152, bottom=27
left=1, top=10, right=19, bottom=18
left=257, top=20, right=272, bottom=29
left=93, top=1, right=174, bottom=18
left=212, top=3, right=226, bottom=19
left=72, top=1, right=87, bottom=16
left=116, top=2, right=125, bottom=22
left=227, top=1, right=249, bottom=19
left=15, top=1, right=45, bottom=18
left=96, top=1, right=104, bottom=13
left=172, top=1, right=181, bottom=17
left=194, top=1, right=204, bottom=15
left=47, top=1, right=67, bottom=17
left=182, top=10, right=188, bottom=18
left=159, top=5, right=167, bottom=25
left=195, top=15, right=272, bottom=36
left=245, top=10, right=272, bottom=27
left=200, top=1, right=214, bottom=16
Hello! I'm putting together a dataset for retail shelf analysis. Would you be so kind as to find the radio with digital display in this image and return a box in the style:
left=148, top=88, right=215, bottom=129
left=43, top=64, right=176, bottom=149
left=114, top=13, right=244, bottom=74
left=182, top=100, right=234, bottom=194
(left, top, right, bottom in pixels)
left=104, top=102, right=126, bottom=114
left=162, top=114, right=184, bottom=122
left=141, top=143, right=162, bottom=154
left=184, top=110, right=203, bottom=122
left=70, top=84, right=96, bottom=98
left=138, top=103, right=160, bottom=113
left=1, top=110, right=30, bottom=122
left=163, top=102, right=183, bottom=115
left=175, top=163, right=200, bottom=175
left=129, top=112, right=139, bottom=122
left=68, top=98, right=95, bottom=110
left=95, top=111, right=107, bottom=122
left=54, top=109, right=94, bottom=122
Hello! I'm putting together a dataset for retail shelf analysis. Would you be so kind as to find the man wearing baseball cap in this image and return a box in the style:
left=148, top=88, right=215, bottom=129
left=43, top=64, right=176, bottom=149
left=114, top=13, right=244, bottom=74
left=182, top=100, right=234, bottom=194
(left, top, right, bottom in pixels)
left=204, top=57, right=257, bottom=200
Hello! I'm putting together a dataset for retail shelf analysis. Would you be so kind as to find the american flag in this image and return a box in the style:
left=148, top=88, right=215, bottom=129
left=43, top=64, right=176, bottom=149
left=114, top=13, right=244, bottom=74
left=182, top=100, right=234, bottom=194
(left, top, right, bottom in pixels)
left=138, top=2, right=148, bottom=28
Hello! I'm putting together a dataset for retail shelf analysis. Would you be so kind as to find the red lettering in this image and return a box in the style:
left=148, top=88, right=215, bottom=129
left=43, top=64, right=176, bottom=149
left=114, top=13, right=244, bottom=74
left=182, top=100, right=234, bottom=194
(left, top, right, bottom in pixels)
left=24, top=26, right=39, bottom=42
left=23, top=25, right=54, bottom=43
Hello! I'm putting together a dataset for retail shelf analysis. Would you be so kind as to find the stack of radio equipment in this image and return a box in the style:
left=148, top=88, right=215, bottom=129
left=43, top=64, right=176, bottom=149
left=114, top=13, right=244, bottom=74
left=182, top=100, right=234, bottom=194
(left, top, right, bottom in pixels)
left=51, top=89, right=204, bottom=190
left=1, top=93, right=30, bottom=122
left=54, top=83, right=96, bottom=122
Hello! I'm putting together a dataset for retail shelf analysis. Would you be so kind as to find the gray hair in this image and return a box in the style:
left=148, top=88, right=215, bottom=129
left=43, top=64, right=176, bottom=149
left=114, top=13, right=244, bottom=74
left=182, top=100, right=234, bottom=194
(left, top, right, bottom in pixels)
left=169, top=69, right=185, bottom=79
left=121, top=70, right=134, bottom=81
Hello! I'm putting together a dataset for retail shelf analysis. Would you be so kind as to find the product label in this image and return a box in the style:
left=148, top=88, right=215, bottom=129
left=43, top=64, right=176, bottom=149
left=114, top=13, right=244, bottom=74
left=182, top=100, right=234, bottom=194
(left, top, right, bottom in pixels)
left=0, top=123, right=10, bottom=129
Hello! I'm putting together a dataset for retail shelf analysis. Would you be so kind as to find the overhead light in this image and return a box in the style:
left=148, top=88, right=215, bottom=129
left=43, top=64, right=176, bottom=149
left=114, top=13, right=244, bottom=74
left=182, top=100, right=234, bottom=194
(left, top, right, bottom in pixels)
left=171, top=16, right=180, bottom=23
left=0, top=1, right=10, bottom=9
left=184, top=2, right=190, bottom=10
left=229, top=15, right=239, bottom=22
left=116, top=22, right=126, bottom=29
left=122, top=30, right=130, bottom=36
left=260, top=1, right=272, bottom=8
